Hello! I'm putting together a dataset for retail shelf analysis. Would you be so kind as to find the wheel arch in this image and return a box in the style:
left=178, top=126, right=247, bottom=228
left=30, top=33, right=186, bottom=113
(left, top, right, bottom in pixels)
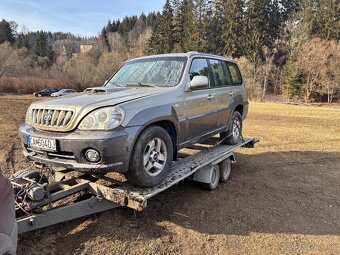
left=127, top=105, right=180, bottom=161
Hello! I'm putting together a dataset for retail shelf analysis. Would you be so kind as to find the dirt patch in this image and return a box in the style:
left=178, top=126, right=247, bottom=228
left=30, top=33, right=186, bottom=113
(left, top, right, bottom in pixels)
left=0, top=96, right=339, bottom=254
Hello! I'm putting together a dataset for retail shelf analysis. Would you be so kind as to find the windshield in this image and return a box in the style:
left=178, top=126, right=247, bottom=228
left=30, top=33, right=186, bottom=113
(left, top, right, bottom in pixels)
left=106, top=57, right=187, bottom=88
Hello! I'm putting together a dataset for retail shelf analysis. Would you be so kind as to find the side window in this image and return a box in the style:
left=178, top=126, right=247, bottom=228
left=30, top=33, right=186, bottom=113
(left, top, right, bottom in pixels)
left=189, top=58, right=209, bottom=81
left=210, top=59, right=232, bottom=87
left=227, top=62, right=242, bottom=86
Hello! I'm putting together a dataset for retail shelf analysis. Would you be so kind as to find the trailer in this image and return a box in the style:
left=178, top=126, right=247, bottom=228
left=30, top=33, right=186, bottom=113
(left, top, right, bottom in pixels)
left=11, top=137, right=258, bottom=234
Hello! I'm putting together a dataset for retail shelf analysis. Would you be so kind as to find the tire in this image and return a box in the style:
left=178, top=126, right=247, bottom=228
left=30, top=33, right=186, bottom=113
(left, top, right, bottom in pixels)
left=203, top=165, right=220, bottom=191
left=220, top=111, right=243, bottom=145
left=125, top=126, right=173, bottom=187
left=219, top=158, right=232, bottom=182
left=37, top=94, right=42, bottom=97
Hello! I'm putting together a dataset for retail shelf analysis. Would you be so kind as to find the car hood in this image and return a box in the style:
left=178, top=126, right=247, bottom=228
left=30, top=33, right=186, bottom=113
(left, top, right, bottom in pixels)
left=28, top=86, right=168, bottom=132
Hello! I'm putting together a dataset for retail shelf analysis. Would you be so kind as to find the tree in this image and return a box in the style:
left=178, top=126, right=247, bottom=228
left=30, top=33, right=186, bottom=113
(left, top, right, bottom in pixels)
left=293, top=38, right=339, bottom=102
left=218, top=0, right=245, bottom=57
left=95, top=51, right=126, bottom=84
left=192, top=0, right=210, bottom=51
left=0, top=42, right=18, bottom=79
left=147, top=0, right=175, bottom=54
left=0, top=19, right=16, bottom=44
left=100, top=27, right=111, bottom=52
left=312, top=0, right=339, bottom=40
left=33, top=31, right=55, bottom=67
left=173, top=0, right=196, bottom=52
left=64, top=54, right=96, bottom=89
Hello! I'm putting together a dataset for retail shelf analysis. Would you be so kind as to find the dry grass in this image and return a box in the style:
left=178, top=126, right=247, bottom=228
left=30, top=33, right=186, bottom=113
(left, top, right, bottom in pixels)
left=0, top=96, right=339, bottom=254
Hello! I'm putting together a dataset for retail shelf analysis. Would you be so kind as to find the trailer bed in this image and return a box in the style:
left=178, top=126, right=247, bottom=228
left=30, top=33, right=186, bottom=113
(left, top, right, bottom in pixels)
left=14, top=137, right=257, bottom=233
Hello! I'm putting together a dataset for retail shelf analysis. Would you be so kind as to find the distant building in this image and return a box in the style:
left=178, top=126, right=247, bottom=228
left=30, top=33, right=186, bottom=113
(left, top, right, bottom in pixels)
left=80, top=44, right=93, bottom=54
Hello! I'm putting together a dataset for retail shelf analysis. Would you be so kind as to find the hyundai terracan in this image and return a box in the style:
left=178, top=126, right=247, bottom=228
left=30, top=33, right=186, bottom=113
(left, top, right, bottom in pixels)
left=20, top=52, right=248, bottom=187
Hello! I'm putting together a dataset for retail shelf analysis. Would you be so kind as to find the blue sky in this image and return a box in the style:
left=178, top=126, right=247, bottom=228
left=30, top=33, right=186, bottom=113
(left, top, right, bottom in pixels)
left=0, top=0, right=164, bottom=36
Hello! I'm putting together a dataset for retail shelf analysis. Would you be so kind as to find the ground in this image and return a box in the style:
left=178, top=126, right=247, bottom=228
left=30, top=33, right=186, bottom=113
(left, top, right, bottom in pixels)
left=0, top=95, right=339, bottom=255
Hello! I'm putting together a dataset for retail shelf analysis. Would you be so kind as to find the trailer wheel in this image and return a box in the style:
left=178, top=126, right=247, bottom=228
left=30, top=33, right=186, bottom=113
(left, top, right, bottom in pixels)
left=203, top=165, right=220, bottom=191
left=219, top=158, right=232, bottom=182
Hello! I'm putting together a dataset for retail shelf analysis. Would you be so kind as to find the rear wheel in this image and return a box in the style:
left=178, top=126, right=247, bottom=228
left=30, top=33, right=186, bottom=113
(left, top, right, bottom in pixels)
left=220, top=111, right=243, bottom=145
left=125, top=126, right=173, bottom=187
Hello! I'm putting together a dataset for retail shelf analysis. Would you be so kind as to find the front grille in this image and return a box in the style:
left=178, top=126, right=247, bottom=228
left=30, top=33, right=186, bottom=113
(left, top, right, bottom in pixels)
left=30, top=108, right=74, bottom=129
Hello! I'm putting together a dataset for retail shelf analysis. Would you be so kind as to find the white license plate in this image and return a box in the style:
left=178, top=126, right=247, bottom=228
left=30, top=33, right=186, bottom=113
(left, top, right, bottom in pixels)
left=28, top=136, right=57, bottom=151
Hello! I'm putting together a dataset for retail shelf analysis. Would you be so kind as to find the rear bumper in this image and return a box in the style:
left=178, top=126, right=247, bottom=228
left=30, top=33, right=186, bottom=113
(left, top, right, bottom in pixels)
left=19, top=124, right=142, bottom=173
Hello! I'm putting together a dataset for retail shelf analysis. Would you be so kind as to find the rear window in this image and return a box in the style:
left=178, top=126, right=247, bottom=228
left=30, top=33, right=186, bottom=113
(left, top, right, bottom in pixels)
left=227, top=62, right=242, bottom=86
left=209, top=59, right=232, bottom=87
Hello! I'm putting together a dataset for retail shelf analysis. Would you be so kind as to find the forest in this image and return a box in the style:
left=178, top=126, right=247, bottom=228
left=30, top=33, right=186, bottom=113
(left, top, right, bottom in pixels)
left=0, top=0, right=339, bottom=102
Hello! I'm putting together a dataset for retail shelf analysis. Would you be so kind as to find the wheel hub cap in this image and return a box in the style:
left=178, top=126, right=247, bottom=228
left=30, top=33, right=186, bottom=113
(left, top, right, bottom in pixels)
left=143, top=138, right=167, bottom=176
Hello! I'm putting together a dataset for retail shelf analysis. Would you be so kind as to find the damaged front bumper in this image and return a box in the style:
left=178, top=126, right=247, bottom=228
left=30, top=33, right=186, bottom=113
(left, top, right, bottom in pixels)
left=19, top=124, right=141, bottom=173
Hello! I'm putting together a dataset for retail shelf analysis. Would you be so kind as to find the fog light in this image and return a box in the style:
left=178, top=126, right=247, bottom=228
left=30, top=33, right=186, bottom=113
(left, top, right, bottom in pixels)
left=85, top=149, right=100, bottom=162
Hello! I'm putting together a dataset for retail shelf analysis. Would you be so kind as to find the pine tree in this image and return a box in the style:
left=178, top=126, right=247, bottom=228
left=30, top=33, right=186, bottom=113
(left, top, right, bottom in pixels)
left=173, top=0, right=196, bottom=52
left=0, top=19, right=15, bottom=44
left=217, top=0, right=245, bottom=57
left=106, top=20, right=114, bottom=33
left=33, top=31, right=48, bottom=57
left=147, top=0, right=175, bottom=54
left=192, top=0, right=210, bottom=51
left=312, top=0, right=339, bottom=40
left=282, top=54, right=299, bottom=100
left=205, top=1, right=224, bottom=54
left=100, top=27, right=111, bottom=52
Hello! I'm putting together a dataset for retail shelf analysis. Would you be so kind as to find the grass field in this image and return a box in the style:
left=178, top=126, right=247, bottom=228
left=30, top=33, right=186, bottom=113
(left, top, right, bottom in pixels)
left=0, top=96, right=339, bottom=255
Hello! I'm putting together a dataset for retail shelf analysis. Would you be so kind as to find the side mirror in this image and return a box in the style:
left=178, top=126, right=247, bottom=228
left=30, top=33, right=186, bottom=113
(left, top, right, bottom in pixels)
left=189, top=76, right=209, bottom=90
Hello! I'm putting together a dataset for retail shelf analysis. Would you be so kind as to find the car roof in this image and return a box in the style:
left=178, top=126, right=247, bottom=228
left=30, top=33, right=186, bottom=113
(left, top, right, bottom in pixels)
left=129, top=52, right=235, bottom=63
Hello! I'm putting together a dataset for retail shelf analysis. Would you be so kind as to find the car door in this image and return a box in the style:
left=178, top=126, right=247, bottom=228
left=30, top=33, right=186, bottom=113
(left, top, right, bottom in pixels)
left=208, top=59, right=234, bottom=129
left=227, top=61, right=244, bottom=109
left=181, top=58, right=217, bottom=141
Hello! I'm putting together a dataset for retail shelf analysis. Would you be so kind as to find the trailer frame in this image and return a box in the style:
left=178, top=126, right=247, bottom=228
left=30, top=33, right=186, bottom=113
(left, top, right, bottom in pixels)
left=13, top=137, right=258, bottom=234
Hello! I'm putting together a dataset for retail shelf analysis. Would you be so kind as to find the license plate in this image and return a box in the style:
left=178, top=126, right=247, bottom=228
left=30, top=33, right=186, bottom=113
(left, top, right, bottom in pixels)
left=28, top=136, right=57, bottom=151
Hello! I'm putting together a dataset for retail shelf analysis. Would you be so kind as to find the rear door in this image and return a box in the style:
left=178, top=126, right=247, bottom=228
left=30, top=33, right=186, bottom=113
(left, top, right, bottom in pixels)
left=226, top=61, right=244, bottom=105
left=208, top=59, right=234, bottom=129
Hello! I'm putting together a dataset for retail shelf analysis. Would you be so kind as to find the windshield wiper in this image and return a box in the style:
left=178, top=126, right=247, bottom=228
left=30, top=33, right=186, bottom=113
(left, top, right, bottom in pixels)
left=126, top=83, right=157, bottom=88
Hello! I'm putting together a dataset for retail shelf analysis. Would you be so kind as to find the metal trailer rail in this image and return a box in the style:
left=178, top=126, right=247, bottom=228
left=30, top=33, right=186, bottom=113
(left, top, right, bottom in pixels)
left=13, top=137, right=258, bottom=234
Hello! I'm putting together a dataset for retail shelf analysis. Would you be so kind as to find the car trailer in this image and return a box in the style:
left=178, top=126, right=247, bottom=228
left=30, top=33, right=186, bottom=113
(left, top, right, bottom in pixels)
left=11, top=137, right=258, bottom=234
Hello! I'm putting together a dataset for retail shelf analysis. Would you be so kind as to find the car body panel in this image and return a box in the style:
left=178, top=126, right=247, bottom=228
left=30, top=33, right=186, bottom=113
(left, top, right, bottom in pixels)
left=20, top=52, right=248, bottom=174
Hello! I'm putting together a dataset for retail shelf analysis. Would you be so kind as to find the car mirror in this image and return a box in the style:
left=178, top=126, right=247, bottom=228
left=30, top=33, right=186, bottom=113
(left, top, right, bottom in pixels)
left=189, top=76, right=209, bottom=90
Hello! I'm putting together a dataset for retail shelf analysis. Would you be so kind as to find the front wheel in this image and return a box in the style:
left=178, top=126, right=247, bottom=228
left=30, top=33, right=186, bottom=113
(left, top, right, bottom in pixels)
left=125, top=126, right=173, bottom=187
left=220, top=111, right=243, bottom=145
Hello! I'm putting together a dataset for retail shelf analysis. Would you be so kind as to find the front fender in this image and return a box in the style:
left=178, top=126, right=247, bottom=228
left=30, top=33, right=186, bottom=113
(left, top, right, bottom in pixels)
left=126, top=105, right=180, bottom=144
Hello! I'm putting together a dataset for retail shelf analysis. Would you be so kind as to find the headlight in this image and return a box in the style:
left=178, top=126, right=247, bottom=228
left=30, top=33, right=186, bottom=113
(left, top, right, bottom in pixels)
left=78, top=106, right=125, bottom=130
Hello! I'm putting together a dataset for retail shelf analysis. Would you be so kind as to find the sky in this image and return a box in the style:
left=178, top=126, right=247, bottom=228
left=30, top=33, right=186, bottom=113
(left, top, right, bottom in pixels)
left=0, top=0, right=164, bottom=37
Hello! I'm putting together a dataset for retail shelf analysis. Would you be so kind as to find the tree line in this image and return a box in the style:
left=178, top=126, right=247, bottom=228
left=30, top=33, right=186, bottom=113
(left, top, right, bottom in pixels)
left=147, top=0, right=339, bottom=102
left=0, top=0, right=339, bottom=102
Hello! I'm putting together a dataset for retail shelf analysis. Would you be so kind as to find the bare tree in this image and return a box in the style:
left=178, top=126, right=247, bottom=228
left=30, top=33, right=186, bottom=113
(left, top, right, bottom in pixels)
left=0, top=42, right=18, bottom=79
left=295, top=38, right=339, bottom=102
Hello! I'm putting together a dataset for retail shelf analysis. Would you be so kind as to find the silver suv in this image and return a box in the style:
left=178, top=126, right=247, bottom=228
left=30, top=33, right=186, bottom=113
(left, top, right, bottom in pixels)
left=20, top=52, right=248, bottom=187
